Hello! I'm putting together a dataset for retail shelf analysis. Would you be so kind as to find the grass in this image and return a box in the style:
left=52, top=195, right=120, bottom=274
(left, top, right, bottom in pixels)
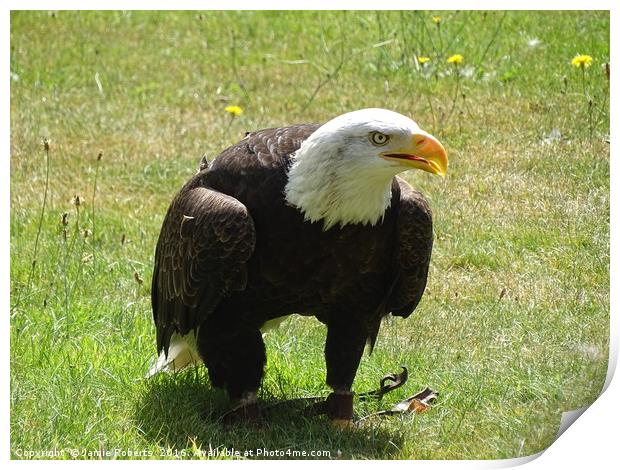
left=10, top=10, right=609, bottom=460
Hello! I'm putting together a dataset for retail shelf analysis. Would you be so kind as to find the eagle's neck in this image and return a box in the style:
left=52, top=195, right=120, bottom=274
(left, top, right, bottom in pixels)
left=284, top=139, right=396, bottom=230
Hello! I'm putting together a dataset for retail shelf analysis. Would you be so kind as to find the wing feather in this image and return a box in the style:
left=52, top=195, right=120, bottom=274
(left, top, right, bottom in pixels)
left=152, top=176, right=256, bottom=354
left=388, top=177, right=434, bottom=318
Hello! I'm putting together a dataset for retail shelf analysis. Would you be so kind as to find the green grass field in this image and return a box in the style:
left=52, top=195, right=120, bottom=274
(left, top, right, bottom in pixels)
left=10, top=10, right=609, bottom=460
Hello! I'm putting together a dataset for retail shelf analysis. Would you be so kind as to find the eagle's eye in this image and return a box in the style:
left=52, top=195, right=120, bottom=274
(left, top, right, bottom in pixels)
left=369, top=131, right=390, bottom=146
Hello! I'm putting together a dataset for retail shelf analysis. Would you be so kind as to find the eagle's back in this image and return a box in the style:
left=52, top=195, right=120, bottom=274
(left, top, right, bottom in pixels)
left=205, top=124, right=320, bottom=204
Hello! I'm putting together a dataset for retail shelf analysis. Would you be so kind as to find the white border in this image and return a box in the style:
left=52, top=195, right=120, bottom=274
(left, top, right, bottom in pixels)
left=4, top=3, right=616, bottom=467
left=2, top=1, right=618, bottom=9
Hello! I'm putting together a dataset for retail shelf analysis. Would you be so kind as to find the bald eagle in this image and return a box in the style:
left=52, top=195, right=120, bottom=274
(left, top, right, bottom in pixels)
left=150, top=108, right=448, bottom=424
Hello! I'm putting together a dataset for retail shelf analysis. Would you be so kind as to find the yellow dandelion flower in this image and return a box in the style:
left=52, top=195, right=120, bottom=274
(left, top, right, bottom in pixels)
left=225, top=105, right=243, bottom=117
left=432, top=16, right=441, bottom=24
left=418, top=56, right=431, bottom=65
left=571, top=54, right=593, bottom=69
left=447, top=54, right=464, bottom=65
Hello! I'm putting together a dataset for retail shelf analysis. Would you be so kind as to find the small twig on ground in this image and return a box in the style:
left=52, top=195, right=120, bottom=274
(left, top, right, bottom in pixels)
left=91, top=151, right=103, bottom=260
left=475, top=12, right=508, bottom=70
left=442, top=65, right=462, bottom=128
left=300, top=13, right=348, bottom=114
left=230, top=31, right=250, bottom=101
left=16, top=139, right=51, bottom=312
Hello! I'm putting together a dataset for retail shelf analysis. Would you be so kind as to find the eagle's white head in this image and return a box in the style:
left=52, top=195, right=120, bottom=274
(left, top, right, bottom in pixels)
left=285, top=108, right=448, bottom=229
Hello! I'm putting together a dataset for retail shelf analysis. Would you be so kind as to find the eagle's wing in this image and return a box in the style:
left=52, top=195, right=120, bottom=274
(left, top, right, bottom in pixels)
left=388, top=176, right=434, bottom=318
left=151, top=178, right=256, bottom=355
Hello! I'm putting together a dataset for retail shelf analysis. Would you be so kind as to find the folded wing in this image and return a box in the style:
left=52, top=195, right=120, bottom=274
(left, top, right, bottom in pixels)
left=389, top=177, right=434, bottom=318
left=151, top=179, right=256, bottom=356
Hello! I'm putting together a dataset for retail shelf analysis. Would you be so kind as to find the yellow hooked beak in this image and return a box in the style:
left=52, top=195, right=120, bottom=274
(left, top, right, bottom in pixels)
left=380, top=131, right=448, bottom=176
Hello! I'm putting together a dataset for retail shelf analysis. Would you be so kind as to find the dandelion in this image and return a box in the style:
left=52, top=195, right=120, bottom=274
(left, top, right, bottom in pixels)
left=571, top=54, right=593, bottom=69
left=432, top=16, right=443, bottom=49
left=418, top=56, right=431, bottom=65
left=572, top=54, right=594, bottom=96
left=444, top=55, right=465, bottom=129
left=571, top=54, right=595, bottom=138
left=447, top=54, right=464, bottom=65
left=224, top=105, right=243, bottom=117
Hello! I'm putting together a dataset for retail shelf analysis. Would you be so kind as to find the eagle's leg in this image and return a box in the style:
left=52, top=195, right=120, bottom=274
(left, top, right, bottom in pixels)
left=324, top=318, right=368, bottom=424
left=198, top=319, right=266, bottom=423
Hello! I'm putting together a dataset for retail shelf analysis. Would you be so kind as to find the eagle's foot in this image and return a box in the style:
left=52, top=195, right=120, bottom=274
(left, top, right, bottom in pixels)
left=219, top=392, right=262, bottom=426
left=326, top=391, right=354, bottom=424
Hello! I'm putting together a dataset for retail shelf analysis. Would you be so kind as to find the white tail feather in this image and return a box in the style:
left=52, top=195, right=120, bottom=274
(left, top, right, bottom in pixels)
left=260, top=316, right=289, bottom=335
left=146, top=331, right=202, bottom=377
left=147, top=317, right=290, bottom=378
